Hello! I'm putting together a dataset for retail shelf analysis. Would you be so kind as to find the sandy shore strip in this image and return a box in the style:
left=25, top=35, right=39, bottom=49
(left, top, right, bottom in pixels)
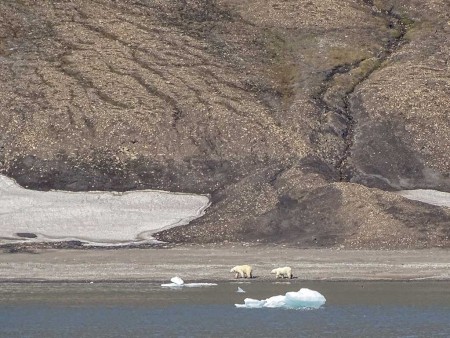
left=1, top=245, right=449, bottom=282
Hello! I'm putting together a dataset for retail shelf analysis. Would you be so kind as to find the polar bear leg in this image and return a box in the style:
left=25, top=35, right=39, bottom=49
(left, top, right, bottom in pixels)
left=287, top=268, right=293, bottom=279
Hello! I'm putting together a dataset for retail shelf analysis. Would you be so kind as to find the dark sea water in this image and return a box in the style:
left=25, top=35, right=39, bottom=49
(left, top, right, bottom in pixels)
left=0, top=281, right=449, bottom=337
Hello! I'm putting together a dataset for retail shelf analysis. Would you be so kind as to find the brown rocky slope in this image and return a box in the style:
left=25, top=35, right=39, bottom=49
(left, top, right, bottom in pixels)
left=0, top=0, right=449, bottom=249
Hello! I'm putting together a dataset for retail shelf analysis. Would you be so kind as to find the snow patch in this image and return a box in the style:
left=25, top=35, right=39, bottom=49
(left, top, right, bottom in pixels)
left=397, top=189, right=450, bottom=208
left=0, top=174, right=210, bottom=245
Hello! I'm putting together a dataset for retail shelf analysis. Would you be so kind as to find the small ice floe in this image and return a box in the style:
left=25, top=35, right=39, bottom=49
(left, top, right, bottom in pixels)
left=237, top=287, right=246, bottom=293
left=161, top=276, right=217, bottom=288
left=235, top=288, right=326, bottom=309
left=171, top=276, right=184, bottom=285
left=161, top=276, right=185, bottom=288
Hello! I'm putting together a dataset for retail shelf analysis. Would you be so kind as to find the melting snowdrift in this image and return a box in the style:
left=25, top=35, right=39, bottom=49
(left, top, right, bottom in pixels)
left=235, top=288, right=326, bottom=309
left=0, top=174, right=209, bottom=245
left=397, top=189, right=450, bottom=208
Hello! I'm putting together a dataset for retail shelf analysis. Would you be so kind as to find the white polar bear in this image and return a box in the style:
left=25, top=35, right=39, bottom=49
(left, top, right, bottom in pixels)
left=230, top=265, right=253, bottom=279
left=271, top=267, right=293, bottom=279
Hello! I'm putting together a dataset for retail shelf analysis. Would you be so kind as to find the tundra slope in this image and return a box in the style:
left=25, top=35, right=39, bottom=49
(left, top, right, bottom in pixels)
left=0, top=0, right=449, bottom=249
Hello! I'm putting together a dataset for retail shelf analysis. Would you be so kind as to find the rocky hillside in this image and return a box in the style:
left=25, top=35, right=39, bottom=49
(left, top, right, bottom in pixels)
left=1, top=0, right=449, bottom=248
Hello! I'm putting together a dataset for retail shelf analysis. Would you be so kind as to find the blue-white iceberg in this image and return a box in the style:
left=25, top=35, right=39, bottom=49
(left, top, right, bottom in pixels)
left=235, top=288, right=326, bottom=309
left=161, top=276, right=217, bottom=288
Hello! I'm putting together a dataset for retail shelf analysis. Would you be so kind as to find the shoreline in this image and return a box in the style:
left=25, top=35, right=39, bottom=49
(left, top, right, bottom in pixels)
left=3, top=276, right=448, bottom=283
left=1, top=244, right=449, bottom=282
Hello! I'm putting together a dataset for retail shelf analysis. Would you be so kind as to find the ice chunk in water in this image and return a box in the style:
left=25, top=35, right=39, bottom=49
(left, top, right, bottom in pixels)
left=235, top=288, right=326, bottom=309
left=171, top=276, right=184, bottom=285
left=161, top=276, right=217, bottom=288
left=236, top=298, right=266, bottom=308
left=160, top=283, right=182, bottom=288
left=182, top=283, right=218, bottom=287
left=264, top=295, right=287, bottom=308
left=284, top=289, right=326, bottom=308
left=237, top=287, right=246, bottom=293
left=161, top=276, right=185, bottom=287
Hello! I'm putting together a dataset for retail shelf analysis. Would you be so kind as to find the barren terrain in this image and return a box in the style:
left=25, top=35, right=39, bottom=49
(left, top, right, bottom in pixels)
left=1, top=0, right=449, bottom=248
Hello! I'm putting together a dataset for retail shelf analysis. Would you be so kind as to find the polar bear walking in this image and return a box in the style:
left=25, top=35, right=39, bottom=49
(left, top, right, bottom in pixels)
left=230, top=265, right=253, bottom=279
left=271, top=267, right=293, bottom=279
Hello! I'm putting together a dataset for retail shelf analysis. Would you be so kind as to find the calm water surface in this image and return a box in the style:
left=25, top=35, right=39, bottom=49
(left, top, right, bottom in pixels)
left=0, top=281, right=449, bottom=337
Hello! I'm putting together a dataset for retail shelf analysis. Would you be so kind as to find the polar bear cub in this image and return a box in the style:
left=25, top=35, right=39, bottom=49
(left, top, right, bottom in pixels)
left=271, top=266, right=293, bottom=279
left=230, top=265, right=253, bottom=279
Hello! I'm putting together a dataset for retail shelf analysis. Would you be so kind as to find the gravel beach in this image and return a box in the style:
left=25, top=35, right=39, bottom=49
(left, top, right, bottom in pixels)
left=1, top=245, right=449, bottom=283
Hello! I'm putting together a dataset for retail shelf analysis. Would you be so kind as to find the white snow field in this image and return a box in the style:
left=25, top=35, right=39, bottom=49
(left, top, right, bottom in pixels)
left=235, top=288, right=326, bottom=309
left=0, top=174, right=210, bottom=245
left=397, top=189, right=450, bottom=208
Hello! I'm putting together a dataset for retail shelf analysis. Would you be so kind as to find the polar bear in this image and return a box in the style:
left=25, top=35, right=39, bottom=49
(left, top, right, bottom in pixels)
left=230, top=265, right=253, bottom=279
left=271, top=267, right=293, bottom=279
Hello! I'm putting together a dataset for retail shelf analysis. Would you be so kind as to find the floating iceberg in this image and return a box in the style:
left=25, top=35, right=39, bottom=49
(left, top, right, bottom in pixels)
left=235, top=288, right=326, bottom=309
left=237, top=287, right=246, bottom=293
left=161, top=276, right=217, bottom=288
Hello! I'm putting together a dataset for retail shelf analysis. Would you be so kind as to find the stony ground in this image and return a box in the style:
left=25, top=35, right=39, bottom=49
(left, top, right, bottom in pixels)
left=1, top=245, right=449, bottom=282
left=0, top=0, right=449, bottom=248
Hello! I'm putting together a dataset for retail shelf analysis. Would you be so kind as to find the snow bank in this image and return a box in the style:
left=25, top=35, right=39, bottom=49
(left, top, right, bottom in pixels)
left=161, top=276, right=217, bottom=288
left=235, top=288, right=326, bottom=309
left=0, top=174, right=210, bottom=245
left=397, top=189, right=450, bottom=208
